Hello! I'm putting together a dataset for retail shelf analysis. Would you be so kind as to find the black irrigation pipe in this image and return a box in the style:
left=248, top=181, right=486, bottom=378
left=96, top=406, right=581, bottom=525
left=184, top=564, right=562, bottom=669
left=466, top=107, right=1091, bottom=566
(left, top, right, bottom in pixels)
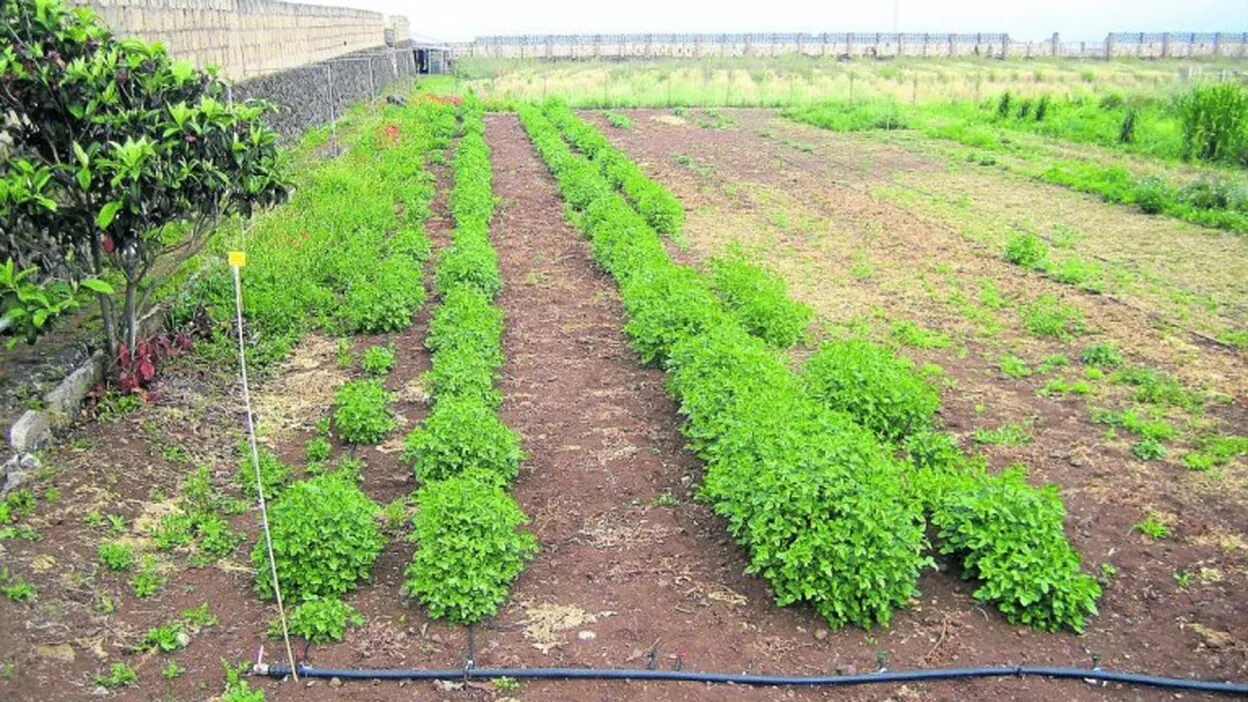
left=255, top=662, right=1248, bottom=695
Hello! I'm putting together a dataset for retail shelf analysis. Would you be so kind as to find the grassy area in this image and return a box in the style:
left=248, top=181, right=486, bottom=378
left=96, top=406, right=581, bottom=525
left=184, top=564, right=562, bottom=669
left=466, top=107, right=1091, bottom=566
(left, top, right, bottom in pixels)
left=426, top=56, right=1242, bottom=109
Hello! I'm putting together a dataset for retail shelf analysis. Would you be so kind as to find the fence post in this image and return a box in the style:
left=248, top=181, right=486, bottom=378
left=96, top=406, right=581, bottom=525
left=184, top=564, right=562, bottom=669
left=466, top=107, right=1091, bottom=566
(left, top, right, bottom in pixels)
left=1105, top=34, right=1114, bottom=60
left=922, top=33, right=929, bottom=57
left=1000, top=33, right=1008, bottom=59
left=1051, top=32, right=1059, bottom=56
left=948, top=33, right=955, bottom=57
left=897, top=33, right=904, bottom=56
left=1189, top=32, right=1196, bottom=58
left=1161, top=32, right=1170, bottom=58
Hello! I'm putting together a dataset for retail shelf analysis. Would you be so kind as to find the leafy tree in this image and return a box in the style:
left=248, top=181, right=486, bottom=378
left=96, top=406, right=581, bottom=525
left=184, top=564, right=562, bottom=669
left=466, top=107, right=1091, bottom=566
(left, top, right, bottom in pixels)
left=0, top=0, right=287, bottom=362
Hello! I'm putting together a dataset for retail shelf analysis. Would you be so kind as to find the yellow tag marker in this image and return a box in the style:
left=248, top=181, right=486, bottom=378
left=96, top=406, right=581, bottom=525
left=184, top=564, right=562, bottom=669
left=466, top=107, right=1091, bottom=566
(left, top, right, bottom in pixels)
left=228, top=251, right=246, bottom=267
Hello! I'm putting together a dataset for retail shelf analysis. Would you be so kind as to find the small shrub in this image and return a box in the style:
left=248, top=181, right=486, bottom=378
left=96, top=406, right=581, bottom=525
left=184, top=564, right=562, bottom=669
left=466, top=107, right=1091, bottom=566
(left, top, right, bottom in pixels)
left=1020, top=294, right=1084, bottom=339
left=1133, top=176, right=1173, bottom=215
left=333, top=379, right=396, bottom=444
left=98, top=540, right=135, bottom=571
left=1034, top=94, right=1050, bottom=122
left=1132, top=437, right=1167, bottom=461
left=304, top=435, right=332, bottom=464
left=1004, top=232, right=1048, bottom=269
left=1119, top=106, right=1138, bottom=144
left=235, top=447, right=292, bottom=502
left=998, top=354, right=1032, bottom=379
left=708, top=252, right=812, bottom=348
left=801, top=339, right=939, bottom=441
left=253, top=473, right=384, bottom=601
left=360, top=345, right=396, bottom=377
left=401, top=396, right=524, bottom=484
left=95, top=663, right=137, bottom=689
left=403, top=472, right=537, bottom=623
left=1080, top=342, right=1123, bottom=368
left=930, top=468, right=1101, bottom=632
left=1133, top=512, right=1172, bottom=540
left=996, top=91, right=1014, bottom=119
left=131, top=555, right=165, bottom=598
left=273, top=596, right=364, bottom=643
left=605, top=111, right=633, bottom=129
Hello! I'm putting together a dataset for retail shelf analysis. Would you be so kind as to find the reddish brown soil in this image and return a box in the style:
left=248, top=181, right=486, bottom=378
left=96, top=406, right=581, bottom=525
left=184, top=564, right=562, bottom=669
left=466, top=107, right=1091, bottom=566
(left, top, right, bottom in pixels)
left=0, top=111, right=1243, bottom=702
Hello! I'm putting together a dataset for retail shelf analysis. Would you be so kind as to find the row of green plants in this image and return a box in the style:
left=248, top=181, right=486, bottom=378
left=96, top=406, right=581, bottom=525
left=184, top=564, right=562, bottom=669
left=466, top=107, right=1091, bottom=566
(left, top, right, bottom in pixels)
left=179, top=102, right=456, bottom=367
left=237, top=101, right=457, bottom=649
left=540, top=105, right=813, bottom=347
left=540, top=99, right=685, bottom=237
left=401, top=102, right=537, bottom=624
left=522, top=105, right=1101, bottom=631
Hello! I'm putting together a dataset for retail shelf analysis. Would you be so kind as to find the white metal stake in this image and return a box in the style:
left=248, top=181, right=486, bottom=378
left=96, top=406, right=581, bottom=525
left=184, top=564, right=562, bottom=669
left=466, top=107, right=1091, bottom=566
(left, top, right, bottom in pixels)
left=230, top=255, right=299, bottom=683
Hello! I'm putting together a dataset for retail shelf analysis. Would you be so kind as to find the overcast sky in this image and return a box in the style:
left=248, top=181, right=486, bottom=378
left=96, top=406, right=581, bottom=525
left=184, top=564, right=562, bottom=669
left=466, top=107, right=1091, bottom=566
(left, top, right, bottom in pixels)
left=310, top=0, right=1248, bottom=43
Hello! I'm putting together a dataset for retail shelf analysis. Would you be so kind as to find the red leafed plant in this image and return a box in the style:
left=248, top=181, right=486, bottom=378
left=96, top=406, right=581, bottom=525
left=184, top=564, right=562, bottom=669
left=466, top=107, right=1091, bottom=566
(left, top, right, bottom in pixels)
left=116, top=332, right=193, bottom=394
left=383, top=123, right=401, bottom=145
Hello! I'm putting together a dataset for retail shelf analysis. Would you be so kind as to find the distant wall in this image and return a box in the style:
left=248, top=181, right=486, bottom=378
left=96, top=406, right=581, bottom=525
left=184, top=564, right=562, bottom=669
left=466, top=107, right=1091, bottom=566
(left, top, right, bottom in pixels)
left=70, top=0, right=391, bottom=80
left=451, top=32, right=1248, bottom=61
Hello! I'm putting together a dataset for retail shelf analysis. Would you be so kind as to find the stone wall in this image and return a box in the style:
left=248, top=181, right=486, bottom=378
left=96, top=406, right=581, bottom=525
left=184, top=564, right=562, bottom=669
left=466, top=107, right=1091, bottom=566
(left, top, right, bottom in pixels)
left=234, top=44, right=416, bottom=138
left=66, top=0, right=417, bottom=139
left=70, top=0, right=392, bottom=79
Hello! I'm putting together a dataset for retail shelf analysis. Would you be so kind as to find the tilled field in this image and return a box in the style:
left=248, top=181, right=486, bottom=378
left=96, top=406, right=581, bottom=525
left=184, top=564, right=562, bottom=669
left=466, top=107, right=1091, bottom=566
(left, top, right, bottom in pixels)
left=0, top=104, right=1245, bottom=702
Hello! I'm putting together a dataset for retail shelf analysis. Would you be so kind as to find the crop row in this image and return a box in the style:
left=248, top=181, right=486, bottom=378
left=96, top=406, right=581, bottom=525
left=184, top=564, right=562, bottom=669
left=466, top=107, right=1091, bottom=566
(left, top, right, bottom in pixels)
left=542, top=101, right=812, bottom=348
left=540, top=100, right=685, bottom=237
left=521, top=106, right=1101, bottom=631
left=243, top=102, right=461, bottom=642
left=400, top=101, right=537, bottom=624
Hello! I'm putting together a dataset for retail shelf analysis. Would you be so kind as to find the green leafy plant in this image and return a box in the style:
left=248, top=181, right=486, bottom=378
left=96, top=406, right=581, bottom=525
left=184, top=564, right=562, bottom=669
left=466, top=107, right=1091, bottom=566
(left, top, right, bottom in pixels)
left=272, top=596, right=364, bottom=643
left=1004, top=232, right=1048, bottom=269
left=131, top=555, right=165, bottom=598
left=890, top=320, right=951, bottom=349
left=998, top=354, right=1032, bottom=378
left=221, top=660, right=265, bottom=702
left=140, top=622, right=187, bottom=653
left=333, top=379, right=396, bottom=444
left=1134, top=512, right=1172, bottom=540
left=360, top=344, right=396, bottom=377
left=98, top=540, right=135, bottom=571
left=1020, top=294, right=1084, bottom=339
left=162, top=661, right=186, bottom=679
left=304, top=435, right=332, bottom=464
left=604, top=111, right=633, bottom=129
left=404, top=472, right=537, bottom=623
left=95, top=663, right=137, bottom=689
left=1132, top=437, right=1167, bottom=461
left=708, top=249, right=812, bottom=348
left=252, top=473, right=384, bottom=601
left=234, top=446, right=292, bottom=502
left=0, top=568, right=37, bottom=602
left=801, top=338, right=939, bottom=441
left=929, top=468, right=1101, bottom=632
left=401, top=396, right=524, bottom=484
left=1182, top=434, right=1248, bottom=471
left=1080, top=342, right=1123, bottom=368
